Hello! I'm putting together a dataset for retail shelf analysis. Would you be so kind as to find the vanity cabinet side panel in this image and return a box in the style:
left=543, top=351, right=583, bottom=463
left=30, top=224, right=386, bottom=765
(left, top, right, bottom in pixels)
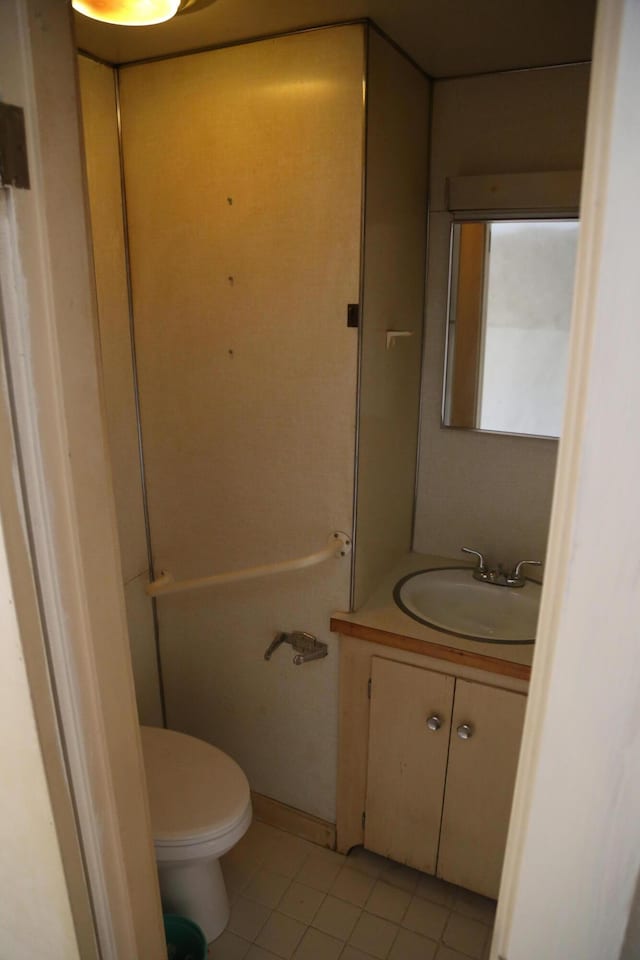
left=438, top=679, right=526, bottom=898
left=365, top=657, right=454, bottom=873
left=336, top=638, right=372, bottom=853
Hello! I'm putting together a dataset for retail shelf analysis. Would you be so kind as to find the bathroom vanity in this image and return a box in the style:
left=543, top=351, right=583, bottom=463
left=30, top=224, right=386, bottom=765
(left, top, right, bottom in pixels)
left=332, top=553, right=533, bottom=900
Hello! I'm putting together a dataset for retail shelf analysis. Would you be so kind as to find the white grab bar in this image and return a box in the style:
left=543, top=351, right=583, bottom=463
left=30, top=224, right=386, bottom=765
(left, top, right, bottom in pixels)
left=146, top=531, right=352, bottom=598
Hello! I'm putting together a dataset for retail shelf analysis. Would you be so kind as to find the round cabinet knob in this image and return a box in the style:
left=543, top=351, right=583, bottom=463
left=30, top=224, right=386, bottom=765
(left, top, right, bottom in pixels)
left=426, top=715, right=442, bottom=732
left=457, top=723, right=474, bottom=740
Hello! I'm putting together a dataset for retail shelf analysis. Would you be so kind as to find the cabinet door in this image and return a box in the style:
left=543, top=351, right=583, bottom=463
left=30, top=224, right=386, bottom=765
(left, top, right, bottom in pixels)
left=438, top=679, right=526, bottom=898
left=365, top=657, right=454, bottom=873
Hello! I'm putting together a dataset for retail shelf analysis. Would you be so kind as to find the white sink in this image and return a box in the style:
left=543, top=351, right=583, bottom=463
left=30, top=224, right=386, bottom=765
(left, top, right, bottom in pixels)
left=394, top=566, right=541, bottom=643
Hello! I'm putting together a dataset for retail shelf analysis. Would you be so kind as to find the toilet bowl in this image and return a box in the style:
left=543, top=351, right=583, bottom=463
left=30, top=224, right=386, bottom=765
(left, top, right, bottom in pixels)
left=140, top=725, right=252, bottom=942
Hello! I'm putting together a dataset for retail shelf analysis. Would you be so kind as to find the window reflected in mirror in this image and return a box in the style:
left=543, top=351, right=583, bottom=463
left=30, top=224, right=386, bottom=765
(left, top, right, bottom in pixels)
left=443, top=218, right=579, bottom=438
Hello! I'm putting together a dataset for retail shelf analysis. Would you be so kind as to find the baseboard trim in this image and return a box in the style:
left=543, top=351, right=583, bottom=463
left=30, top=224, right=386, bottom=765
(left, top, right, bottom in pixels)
left=251, top=792, right=336, bottom=850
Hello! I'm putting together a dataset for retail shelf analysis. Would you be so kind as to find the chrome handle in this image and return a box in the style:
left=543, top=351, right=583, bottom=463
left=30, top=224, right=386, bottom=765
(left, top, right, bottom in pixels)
left=264, top=632, right=287, bottom=661
left=293, top=646, right=327, bottom=665
left=457, top=723, right=474, bottom=740
left=461, top=547, right=487, bottom=572
left=426, top=715, right=442, bottom=732
left=513, top=559, right=542, bottom=579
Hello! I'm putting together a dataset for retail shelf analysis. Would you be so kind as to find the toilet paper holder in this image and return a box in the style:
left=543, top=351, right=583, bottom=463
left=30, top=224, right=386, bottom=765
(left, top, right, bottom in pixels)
left=264, top=631, right=328, bottom=665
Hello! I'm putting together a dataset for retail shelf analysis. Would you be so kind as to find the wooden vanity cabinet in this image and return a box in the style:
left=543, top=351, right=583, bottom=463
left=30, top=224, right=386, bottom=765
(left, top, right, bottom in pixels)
left=345, top=649, right=527, bottom=900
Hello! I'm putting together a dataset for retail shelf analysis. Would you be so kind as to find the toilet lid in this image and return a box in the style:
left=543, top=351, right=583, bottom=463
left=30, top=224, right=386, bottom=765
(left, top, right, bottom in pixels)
left=140, top=726, right=250, bottom=844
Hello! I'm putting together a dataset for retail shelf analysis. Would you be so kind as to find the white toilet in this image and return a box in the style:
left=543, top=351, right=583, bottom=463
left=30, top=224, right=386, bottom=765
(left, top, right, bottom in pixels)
left=140, top=725, right=252, bottom=942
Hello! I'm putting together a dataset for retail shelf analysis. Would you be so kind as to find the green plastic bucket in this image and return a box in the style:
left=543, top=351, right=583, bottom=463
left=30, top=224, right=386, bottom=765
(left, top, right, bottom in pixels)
left=163, top=914, right=207, bottom=960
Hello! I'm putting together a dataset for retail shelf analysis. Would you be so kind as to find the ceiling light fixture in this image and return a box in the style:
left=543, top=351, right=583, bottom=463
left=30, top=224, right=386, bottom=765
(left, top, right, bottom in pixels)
left=72, top=0, right=217, bottom=27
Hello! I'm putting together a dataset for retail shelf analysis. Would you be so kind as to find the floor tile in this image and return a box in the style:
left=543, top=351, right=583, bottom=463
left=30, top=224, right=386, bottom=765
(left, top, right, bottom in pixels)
left=208, top=930, right=251, bottom=959
left=223, top=858, right=261, bottom=899
left=415, top=875, right=458, bottom=909
left=228, top=897, right=272, bottom=941
left=296, top=850, right=345, bottom=892
left=255, top=911, right=306, bottom=959
left=435, top=948, right=472, bottom=960
left=453, top=890, right=497, bottom=925
left=365, top=881, right=411, bottom=923
left=245, top=947, right=282, bottom=960
left=278, top=882, right=325, bottom=924
left=223, top=833, right=260, bottom=868
left=340, top=948, right=377, bottom=960
left=292, top=927, right=343, bottom=960
left=388, top=928, right=437, bottom=960
left=349, top=913, right=399, bottom=960
left=312, top=895, right=361, bottom=940
left=442, top=913, right=488, bottom=959
left=402, top=897, right=449, bottom=940
left=243, top=868, right=291, bottom=909
left=268, top=834, right=316, bottom=878
left=331, top=867, right=376, bottom=907
left=380, top=861, right=421, bottom=895
left=223, top=830, right=265, bottom=878
left=220, top=829, right=498, bottom=960
left=346, top=848, right=388, bottom=878
left=237, top=822, right=280, bottom=863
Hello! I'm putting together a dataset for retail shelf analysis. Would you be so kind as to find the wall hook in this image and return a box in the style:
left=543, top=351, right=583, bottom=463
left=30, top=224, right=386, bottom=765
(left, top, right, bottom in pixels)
left=386, top=330, right=414, bottom=350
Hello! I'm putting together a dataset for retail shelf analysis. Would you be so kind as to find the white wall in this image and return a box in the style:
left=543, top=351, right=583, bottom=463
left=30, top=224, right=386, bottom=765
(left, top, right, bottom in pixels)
left=78, top=56, right=163, bottom=726
left=0, top=514, right=80, bottom=960
left=0, top=313, right=81, bottom=960
left=414, top=63, right=591, bottom=567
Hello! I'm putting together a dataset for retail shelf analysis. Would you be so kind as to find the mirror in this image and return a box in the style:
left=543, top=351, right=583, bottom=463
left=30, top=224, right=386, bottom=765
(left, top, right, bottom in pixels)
left=443, top=218, right=579, bottom=438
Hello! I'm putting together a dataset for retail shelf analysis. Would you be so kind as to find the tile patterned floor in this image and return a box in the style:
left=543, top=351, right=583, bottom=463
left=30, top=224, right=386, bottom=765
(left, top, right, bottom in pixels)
left=210, top=821, right=495, bottom=960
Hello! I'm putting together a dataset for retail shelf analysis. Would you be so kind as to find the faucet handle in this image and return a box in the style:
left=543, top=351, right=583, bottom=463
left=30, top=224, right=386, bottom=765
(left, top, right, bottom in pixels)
left=461, top=547, right=487, bottom=572
left=264, top=632, right=287, bottom=661
left=513, top=559, right=542, bottom=581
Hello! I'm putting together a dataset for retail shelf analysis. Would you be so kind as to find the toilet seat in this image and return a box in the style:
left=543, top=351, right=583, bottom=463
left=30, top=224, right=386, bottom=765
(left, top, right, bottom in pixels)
left=141, top=726, right=251, bottom=861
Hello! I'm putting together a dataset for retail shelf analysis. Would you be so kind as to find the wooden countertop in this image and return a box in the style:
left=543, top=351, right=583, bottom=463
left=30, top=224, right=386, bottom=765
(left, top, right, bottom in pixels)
left=331, top=553, right=534, bottom=682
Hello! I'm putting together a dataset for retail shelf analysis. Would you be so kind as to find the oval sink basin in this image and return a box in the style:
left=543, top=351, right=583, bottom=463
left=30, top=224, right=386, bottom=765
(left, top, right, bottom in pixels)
left=394, top=566, right=541, bottom=643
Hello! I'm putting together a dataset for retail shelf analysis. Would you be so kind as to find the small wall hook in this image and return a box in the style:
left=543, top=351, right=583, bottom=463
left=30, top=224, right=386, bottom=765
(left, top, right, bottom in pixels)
left=386, top=330, right=414, bottom=350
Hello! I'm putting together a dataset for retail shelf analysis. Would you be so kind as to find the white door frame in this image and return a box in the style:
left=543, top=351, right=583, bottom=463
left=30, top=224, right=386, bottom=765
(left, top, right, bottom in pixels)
left=494, top=0, right=640, bottom=957
left=0, top=1, right=165, bottom=957
left=2, top=0, right=640, bottom=957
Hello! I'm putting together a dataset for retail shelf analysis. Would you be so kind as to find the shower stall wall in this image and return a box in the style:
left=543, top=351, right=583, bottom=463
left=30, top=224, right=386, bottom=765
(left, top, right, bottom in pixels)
left=80, top=23, right=429, bottom=821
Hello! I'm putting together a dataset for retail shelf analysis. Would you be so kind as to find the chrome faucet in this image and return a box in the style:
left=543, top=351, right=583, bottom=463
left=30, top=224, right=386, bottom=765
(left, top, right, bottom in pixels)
left=461, top=548, right=541, bottom=588
left=505, top=559, right=543, bottom=587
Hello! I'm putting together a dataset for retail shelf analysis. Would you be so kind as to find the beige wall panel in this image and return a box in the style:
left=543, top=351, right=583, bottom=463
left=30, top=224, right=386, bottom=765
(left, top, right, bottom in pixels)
left=353, top=30, right=429, bottom=607
left=414, top=65, right=591, bottom=567
left=77, top=57, right=148, bottom=585
left=124, top=574, right=163, bottom=726
left=119, top=26, right=364, bottom=820
left=438, top=680, right=526, bottom=898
